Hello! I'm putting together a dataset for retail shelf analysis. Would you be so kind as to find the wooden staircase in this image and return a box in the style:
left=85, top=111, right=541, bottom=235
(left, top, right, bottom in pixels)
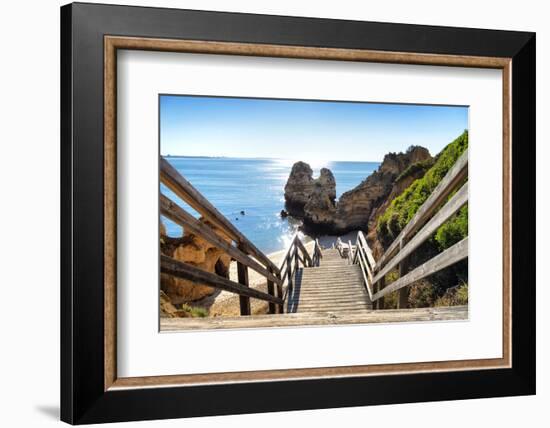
left=286, top=248, right=373, bottom=313
left=159, top=151, right=469, bottom=330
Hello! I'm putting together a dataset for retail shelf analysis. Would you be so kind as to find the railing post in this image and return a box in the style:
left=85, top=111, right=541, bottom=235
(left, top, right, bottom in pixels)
left=266, top=266, right=276, bottom=314
left=294, top=238, right=299, bottom=269
left=275, top=271, right=284, bottom=313
left=397, top=239, right=409, bottom=309
left=348, top=240, right=353, bottom=264
left=286, top=250, right=293, bottom=290
left=376, top=276, right=386, bottom=309
left=237, top=243, right=251, bottom=315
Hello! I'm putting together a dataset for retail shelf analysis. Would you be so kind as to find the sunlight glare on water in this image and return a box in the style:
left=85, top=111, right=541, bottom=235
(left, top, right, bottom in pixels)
left=161, top=157, right=379, bottom=254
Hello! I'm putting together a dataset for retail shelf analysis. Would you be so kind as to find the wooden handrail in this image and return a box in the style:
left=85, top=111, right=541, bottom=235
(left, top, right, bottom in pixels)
left=161, top=194, right=282, bottom=286
left=160, top=157, right=280, bottom=274
left=161, top=255, right=283, bottom=305
left=375, top=149, right=468, bottom=272
left=371, top=237, right=468, bottom=300
left=372, top=181, right=468, bottom=284
left=349, top=151, right=468, bottom=309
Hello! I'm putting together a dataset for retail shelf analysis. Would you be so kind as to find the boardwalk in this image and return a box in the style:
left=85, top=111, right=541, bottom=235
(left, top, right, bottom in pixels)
left=287, top=249, right=372, bottom=313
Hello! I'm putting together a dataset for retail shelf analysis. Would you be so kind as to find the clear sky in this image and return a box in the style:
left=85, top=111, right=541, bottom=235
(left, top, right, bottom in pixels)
left=160, top=95, right=468, bottom=162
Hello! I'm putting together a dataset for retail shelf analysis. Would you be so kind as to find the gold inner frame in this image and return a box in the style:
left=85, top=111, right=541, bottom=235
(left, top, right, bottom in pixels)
left=104, top=35, right=512, bottom=391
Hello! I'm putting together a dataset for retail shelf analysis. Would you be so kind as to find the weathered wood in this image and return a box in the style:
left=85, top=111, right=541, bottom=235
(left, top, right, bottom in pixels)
left=373, top=181, right=468, bottom=284
left=161, top=255, right=283, bottom=305
left=375, top=150, right=468, bottom=272
left=348, top=240, right=354, bottom=264
left=266, top=266, right=276, bottom=315
left=161, top=194, right=282, bottom=286
left=160, top=158, right=280, bottom=274
left=376, top=276, right=385, bottom=309
left=275, top=270, right=284, bottom=314
left=355, top=240, right=374, bottom=284
left=295, top=238, right=313, bottom=266
left=286, top=251, right=293, bottom=290
left=397, top=239, right=408, bottom=309
left=372, top=237, right=469, bottom=300
left=279, top=234, right=298, bottom=271
left=237, top=261, right=251, bottom=315
left=356, top=250, right=374, bottom=300
left=357, top=231, right=376, bottom=269
left=161, top=306, right=468, bottom=330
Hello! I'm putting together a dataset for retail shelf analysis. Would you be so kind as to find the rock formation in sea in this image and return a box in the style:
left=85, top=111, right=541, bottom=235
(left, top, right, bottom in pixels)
left=160, top=220, right=232, bottom=305
left=283, top=146, right=432, bottom=236
left=284, top=162, right=336, bottom=219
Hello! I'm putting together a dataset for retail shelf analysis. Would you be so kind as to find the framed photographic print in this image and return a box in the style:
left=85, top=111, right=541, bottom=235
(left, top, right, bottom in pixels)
left=61, top=2, right=536, bottom=424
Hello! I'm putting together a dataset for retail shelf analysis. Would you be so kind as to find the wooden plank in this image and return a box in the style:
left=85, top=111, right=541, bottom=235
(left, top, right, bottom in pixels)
left=380, top=277, right=386, bottom=309
left=275, top=270, right=284, bottom=314
left=356, top=241, right=374, bottom=284
left=373, top=237, right=468, bottom=300
left=397, top=239, right=409, bottom=309
left=375, top=150, right=468, bottom=272
left=161, top=194, right=282, bottom=286
left=373, top=182, right=468, bottom=284
left=357, top=231, right=376, bottom=269
left=279, top=234, right=298, bottom=271
left=161, top=255, right=283, bottom=305
left=295, top=238, right=313, bottom=266
left=266, top=267, right=276, bottom=315
left=160, top=158, right=279, bottom=273
left=160, top=306, right=468, bottom=330
left=237, top=261, right=251, bottom=316
left=356, top=252, right=374, bottom=300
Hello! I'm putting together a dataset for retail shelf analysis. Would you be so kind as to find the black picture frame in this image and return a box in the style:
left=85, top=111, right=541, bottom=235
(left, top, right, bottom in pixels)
left=61, top=2, right=535, bottom=424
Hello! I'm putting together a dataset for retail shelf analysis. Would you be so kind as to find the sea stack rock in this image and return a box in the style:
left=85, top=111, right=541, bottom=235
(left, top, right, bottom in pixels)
left=284, top=161, right=315, bottom=216
left=284, top=163, right=337, bottom=221
left=303, top=168, right=337, bottom=232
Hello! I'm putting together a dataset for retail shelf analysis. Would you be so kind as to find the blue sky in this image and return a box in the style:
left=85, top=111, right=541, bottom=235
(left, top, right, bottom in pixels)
left=160, top=95, right=468, bottom=162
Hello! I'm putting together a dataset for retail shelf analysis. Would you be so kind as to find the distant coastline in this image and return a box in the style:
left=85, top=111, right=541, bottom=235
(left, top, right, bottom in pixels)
left=162, top=154, right=382, bottom=163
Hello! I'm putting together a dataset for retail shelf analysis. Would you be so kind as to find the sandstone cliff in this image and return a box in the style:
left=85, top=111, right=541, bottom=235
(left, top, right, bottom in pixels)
left=283, top=146, right=432, bottom=236
left=160, top=220, right=232, bottom=305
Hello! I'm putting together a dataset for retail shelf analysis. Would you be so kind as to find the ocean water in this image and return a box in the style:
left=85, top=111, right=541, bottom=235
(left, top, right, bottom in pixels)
left=161, top=157, right=380, bottom=254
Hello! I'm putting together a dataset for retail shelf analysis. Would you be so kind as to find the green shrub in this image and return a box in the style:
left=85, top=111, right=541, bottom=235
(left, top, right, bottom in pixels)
left=395, top=158, right=435, bottom=183
left=434, top=281, right=468, bottom=306
left=377, top=130, right=469, bottom=242
left=180, top=304, right=209, bottom=317
left=435, top=205, right=468, bottom=249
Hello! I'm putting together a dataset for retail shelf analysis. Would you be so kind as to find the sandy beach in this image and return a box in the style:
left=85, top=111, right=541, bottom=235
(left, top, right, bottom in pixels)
left=202, top=239, right=316, bottom=316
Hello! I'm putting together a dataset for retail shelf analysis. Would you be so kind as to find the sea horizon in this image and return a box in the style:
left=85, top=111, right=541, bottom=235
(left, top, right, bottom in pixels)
left=162, top=154, right=383, bottom=164
left=161, top=156, right=380, bottom=254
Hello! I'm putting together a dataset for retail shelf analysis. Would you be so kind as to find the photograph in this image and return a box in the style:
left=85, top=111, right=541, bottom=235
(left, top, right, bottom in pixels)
left=158, top=95, right=469, bottom=330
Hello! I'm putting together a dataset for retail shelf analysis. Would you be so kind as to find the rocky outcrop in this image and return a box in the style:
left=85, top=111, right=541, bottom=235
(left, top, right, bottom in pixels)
left=283, top=146, right=432, bottom=236
left=284, top=162, right=336, bottom=217
left=333, top=147, right=431, bottom=233
left=366, top=158, right=434, bottom=259
left=160, top=219, right=232, bottom=304
left=284, top=162, right=314, bottom=216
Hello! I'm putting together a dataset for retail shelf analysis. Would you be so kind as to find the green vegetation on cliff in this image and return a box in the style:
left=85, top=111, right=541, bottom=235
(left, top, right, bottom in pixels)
left=375, top=130, right=469, bottom=308
left=377, top=130, right=468, bottom=250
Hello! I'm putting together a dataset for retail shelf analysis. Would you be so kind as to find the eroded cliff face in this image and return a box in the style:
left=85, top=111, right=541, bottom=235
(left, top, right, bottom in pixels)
left=160, top=220, right=232, bottom=305
left=366, top=159, right=434, bottom=259
left=283, top=146, right=432, bottom=236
